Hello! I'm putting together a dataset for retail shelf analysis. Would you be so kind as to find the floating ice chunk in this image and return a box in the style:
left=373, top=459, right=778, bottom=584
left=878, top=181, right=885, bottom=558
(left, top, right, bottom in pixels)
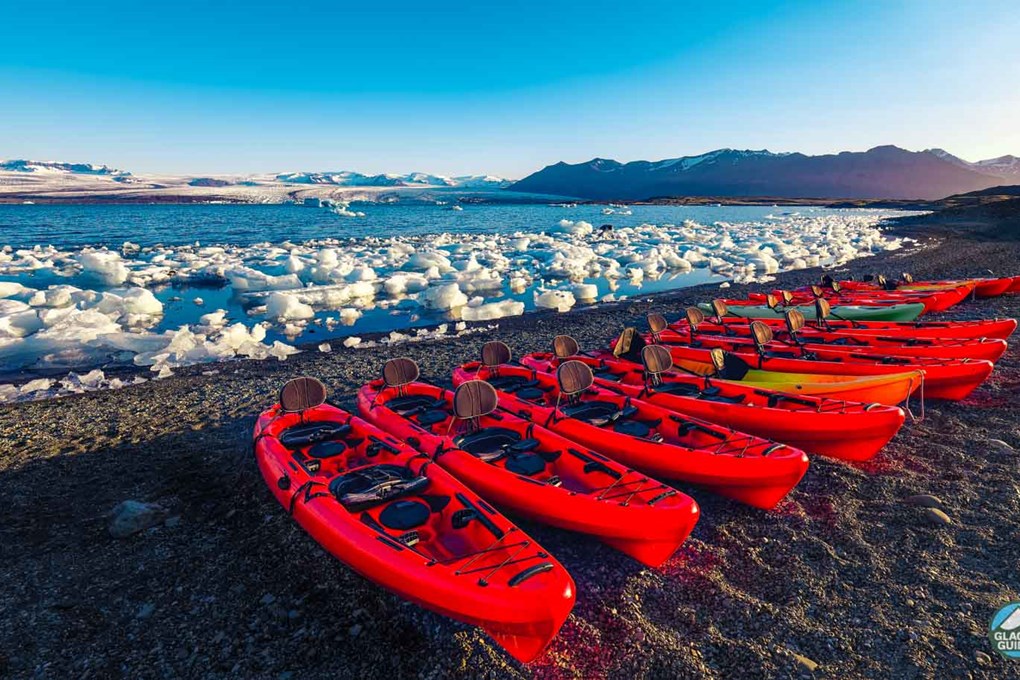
left=269, top=341, right=300, bottom=360
left=339, top=307, right=362, bottom=325
left=571, top=283, right=598, bottom=301
left=423, top=283, right=468, bottom=310
left=535, top=290, right=576, bottom=312
left=266, top=292, right=315, bottom=321
left=550, top=220, right=594, bottom=236
left=0, top=282, right=27, bottom=298
left=461, top=300, right=524, bottom=321
left=200, top=309, right=228, bottom=327
left=343, top=336, right=362, bottom=348
left=318, top=342, right=331, bottom=352
left=120, top=288, right=164, bottom=316
left=78, top=250, right=129, bottom=286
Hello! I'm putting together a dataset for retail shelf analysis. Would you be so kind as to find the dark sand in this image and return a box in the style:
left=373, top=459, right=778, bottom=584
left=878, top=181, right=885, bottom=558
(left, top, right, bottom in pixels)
left=2, top=211, right=1019, bottom=679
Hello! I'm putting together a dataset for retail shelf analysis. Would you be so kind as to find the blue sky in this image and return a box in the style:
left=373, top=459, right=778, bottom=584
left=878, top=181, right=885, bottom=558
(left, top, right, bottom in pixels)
left=1, top=0, right=1018, bottom=177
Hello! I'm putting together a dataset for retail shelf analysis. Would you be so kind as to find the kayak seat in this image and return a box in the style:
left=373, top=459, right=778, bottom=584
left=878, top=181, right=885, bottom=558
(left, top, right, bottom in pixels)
left=378, top=499, right=432, bottom=531
left=415, top=409, right=449, bottom=427
left=652, top=382, right=711, bottom=397
left=455, top=427, right=521, bottom=455
left=505, top=452, right=547, bottom=477
left=592, top=368, right=624, bottom=383
left=614, top=419, right=652, bottom=438
left=561, top=400, right=620, bottom=425
left=515, top=386, right=548, bottom=401
left=488, top=375, right=533, bottom=391
left=698, top=393, right=746, bottom=404
left=386, top=394, right=443, bottom=414
left=279, top=421, right=351, bottom=449
left=330, top=464, right=430, bottom=513
left=307, top=440, right=347, bottom=459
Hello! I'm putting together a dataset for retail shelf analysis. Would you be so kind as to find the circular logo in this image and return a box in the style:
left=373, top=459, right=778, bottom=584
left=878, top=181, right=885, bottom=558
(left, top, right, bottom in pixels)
left=990, top=602, right=1020, bottom=660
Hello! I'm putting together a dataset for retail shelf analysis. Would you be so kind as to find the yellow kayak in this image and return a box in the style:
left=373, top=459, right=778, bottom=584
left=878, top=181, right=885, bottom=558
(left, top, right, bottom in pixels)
left=673, top=356, right=922, bottom=405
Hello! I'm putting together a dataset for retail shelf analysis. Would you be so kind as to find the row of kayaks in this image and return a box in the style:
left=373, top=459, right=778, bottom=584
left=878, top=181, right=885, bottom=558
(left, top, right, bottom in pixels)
left=251, top=274, right=1016, bottom=663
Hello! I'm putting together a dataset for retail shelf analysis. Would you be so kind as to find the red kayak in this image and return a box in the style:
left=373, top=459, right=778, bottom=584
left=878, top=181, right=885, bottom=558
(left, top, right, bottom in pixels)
left=356, top=359, right=700, bottom=567
left=842, top=274, right=1012, bottom=299
left=254, top=378, right=575, bottom=663
left=452, top=358, right=810, bottom=510
left=642, top=322, right=994, bottom=401
left=513, top=340, right=905, bottom=462
left=651, top=310, right=1008, bottom=363
left=698, top=299, right=1016, bottom=340
left=974, top=277, right=1017, bottom=298
left=793, top=283, right=967, bottom=313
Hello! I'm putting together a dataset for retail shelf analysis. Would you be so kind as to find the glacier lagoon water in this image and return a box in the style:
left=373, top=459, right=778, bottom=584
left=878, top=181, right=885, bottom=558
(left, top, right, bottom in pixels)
left=0, top=202, right=908, bottom=381
left=5, top=201, right=831, bottom=248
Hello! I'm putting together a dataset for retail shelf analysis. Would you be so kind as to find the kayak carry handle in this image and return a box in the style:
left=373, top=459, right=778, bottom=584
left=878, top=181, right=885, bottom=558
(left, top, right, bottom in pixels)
left=508, top=562, right=554, bottom=587
left=668, top=414, right=728, bottom=439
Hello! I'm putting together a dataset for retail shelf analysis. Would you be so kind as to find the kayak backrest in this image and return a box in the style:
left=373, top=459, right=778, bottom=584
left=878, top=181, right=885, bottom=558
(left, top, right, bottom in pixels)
left=710, top=299, right=729, bottom=321
left=453, top=380, right=498, bottom=419
left=830, top=281, right=842, bottom=293
left=814, top=297, right=831, bottom=319
left=821, top=273, right=834, bottom=287
left=383, top=358, right=420, bottom=388
left=750, top=321, right=774, bottom=351
left=613, top=327, right=647, bottom=362
left=709, top=348, right=751, bottom=380
left=876, top=274, right=887, bottom=286
left=809, top=284, right=824, bottom=298
left=710, top=347, right=727, bottom=373
left=647, top=313, right=668, bottom=334
left=279, top=377, right=327, bottom=413
left=685, top=307, right=705, bottom=327
left=785, top=309, right=806, bottom=334
left=557, top=360, right=594, bottom=395
left=779, top=290, right=794, bottom=304
left=765, top=293, right=780, bottom=309
left=901, top=272, right=914, bottom=283
left=641, top=345, right=673, bottom=380
left=481, top=340, right=512, bottom=367
left=553, top=334, right=580, bottom=358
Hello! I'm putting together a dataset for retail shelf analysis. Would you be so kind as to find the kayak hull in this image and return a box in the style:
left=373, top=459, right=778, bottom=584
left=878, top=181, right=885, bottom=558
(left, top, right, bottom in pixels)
left=660, top=344, right=992, bottom=401
left=253, top=404, right=575, bottom=663
left=452, top=364, right=811, bottom=510
left=655, top=327, right=1008, bottom=363
left=672, top=316, right=1017, bottom=341
left=518, top=353, right=905, bottom=461
left=356, top=379, right=700, bottom=567
left=700, top=302, right=926, bottom=322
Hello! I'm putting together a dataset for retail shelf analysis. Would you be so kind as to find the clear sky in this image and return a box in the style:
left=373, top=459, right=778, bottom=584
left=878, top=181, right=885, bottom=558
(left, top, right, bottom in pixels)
left=1, top=0, right=1018, bottom=177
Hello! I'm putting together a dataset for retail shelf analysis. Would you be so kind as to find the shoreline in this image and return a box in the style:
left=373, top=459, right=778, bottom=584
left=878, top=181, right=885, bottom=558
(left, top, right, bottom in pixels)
left=1, top=212, right=1018, bottom=677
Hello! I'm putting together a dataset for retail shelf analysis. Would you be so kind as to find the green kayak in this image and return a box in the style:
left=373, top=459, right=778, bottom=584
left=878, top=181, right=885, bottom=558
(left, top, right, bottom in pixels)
left=698, top=302, right=925, bottom=322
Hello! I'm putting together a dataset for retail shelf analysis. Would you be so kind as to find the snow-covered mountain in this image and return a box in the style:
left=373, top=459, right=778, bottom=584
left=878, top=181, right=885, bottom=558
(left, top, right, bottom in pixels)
left=0, top=159, right=515, bottom=203
left=925, top=149, right=1020, bottom=180
left=0, top=159, right=129, bottom=176
left=273, top=170, right=511, bottom=188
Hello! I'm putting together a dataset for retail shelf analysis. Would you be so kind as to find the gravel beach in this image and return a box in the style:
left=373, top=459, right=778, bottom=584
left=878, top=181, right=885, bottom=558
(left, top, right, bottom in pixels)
left=2, top=210, right=1019, bottom=679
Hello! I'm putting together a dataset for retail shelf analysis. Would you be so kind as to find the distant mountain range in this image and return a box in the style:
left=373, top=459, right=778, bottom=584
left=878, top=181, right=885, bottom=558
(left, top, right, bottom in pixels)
left=0, top=159, right=510, bottom=190
left=510, top=146, right=1020, bottom=201
left=0, top=159, right=130, bottom=176
left=273, top=171, right=511, bottom=189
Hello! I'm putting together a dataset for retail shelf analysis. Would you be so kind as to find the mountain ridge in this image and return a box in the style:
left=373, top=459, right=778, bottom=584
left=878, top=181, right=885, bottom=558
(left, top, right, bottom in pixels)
left=510, top=146, right=1020, bottom=201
